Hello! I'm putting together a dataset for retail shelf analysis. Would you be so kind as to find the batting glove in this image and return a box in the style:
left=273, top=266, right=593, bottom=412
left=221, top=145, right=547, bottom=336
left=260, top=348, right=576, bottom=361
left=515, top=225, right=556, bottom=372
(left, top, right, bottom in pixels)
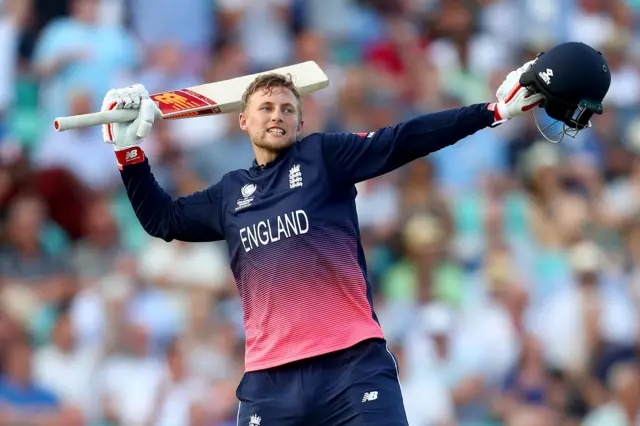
left=101, top=84, right=157, bottom=168
left=490, top=60, right=544, bottom=126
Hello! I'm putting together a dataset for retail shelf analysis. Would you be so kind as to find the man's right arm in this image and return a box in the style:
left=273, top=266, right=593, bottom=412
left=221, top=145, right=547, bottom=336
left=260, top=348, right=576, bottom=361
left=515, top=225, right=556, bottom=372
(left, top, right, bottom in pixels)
left=119, top=157, right=225, bottom=243
left=99, top=84, right=226, bottom=243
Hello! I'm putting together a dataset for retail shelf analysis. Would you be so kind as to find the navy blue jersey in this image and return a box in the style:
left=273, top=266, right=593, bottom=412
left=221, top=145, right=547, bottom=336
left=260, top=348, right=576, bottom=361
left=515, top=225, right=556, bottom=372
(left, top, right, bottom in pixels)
left=119, top=104, right=495, bottom=371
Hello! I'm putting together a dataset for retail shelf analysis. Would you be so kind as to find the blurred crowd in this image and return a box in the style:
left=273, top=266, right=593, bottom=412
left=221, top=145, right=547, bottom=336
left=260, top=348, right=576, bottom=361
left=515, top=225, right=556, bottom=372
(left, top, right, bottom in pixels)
left=1, top=0, right=640, bottom=425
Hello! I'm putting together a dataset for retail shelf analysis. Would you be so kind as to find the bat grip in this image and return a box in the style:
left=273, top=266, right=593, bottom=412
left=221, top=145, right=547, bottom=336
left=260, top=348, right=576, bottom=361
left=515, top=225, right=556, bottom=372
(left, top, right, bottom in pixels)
left=53, top=109, right=140, bottom=132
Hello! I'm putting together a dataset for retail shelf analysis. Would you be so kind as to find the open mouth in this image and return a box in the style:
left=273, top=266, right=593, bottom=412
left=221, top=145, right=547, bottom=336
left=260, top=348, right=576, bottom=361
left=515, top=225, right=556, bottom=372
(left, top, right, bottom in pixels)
left=267, top=127, right=286, bottom=136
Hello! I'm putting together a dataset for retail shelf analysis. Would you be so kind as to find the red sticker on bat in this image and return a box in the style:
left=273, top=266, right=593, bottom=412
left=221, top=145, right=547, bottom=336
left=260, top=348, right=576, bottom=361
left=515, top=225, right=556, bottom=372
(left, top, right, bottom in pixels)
left=151, top=90, right=217, bottom=116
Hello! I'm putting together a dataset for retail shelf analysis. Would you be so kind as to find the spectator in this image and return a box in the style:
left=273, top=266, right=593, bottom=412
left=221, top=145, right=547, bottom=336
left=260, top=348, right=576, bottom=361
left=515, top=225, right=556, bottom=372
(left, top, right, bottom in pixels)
left=32, top=0, right=141, bottom=122
left=68, top=193, right=127, bottom=283
left=494, top=335, right=555, bottom=420
left=152, top=339, right=210, bottom=426
left=0, top=340, right=61, bottom=424
left=32, top=90, right=121, bottom=193
left=0, top=194, right=74, bottom=332
left=533, top=241, right=637, bottom=371
left=32, top=308, right=102, bottom=423
left=582, top=361, right=640, bottom=426
left=99, top=323, right=166, bottom=425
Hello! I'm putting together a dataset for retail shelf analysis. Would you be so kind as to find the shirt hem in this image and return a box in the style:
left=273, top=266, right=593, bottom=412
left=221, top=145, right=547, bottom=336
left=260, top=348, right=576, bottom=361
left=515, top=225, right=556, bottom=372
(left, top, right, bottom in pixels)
left=243, top=331, right=386, bottom=372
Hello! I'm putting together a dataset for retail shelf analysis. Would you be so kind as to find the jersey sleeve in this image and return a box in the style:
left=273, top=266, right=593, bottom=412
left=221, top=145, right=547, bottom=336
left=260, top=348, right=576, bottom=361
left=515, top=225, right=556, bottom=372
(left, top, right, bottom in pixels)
left=320, top=103, right=495, bottom=185
left=119, top=158, right=225, bottom=242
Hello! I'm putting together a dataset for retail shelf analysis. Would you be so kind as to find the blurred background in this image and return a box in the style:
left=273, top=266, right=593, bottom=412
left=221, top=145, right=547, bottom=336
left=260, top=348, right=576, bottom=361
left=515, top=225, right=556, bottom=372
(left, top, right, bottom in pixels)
left=1, top=0, right=640, bottom=425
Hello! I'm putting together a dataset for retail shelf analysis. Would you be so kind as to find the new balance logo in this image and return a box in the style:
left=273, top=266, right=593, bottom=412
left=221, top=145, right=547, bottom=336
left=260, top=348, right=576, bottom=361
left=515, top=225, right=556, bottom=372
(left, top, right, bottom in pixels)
left=538, top=68, right=553, bottom=85
left=289, top=164, right=303, bottom=189
left=125, top=149, right=138, bottom=161
left=362, top=391, right=378, bottom=402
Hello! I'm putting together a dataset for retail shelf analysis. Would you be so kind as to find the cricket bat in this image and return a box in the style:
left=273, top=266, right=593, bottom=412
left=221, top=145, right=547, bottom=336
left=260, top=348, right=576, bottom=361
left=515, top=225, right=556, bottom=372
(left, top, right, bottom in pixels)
left=53, top=61, right=329, bottom=132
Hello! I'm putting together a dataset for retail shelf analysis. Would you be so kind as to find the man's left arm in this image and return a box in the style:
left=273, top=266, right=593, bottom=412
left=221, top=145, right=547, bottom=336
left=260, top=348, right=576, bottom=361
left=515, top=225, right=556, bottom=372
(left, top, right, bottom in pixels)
left=320, top=61, right=543, bottom=185
left=321, top=103, right=496, bottom=184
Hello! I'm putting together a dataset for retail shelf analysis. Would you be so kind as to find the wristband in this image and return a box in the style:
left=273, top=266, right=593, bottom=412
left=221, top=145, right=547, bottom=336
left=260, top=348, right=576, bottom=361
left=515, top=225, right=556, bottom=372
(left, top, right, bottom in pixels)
left=115, top=146, right=145, bottom=170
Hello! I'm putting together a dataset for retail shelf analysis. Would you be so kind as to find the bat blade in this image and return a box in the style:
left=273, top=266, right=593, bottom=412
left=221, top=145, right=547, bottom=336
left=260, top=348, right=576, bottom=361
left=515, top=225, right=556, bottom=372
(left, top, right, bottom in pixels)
left=53, top=61, right=329, bottom=132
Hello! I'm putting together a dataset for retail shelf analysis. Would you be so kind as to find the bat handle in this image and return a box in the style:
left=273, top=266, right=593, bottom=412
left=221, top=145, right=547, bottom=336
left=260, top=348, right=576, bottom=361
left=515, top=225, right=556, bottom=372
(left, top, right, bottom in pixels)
left=53, top=109, right=141, bottom=132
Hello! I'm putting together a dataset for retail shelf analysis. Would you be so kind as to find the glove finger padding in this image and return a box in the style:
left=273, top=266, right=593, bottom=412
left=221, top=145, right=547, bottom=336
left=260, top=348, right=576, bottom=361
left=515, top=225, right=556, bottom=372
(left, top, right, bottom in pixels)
left=128, top=83, right=149, bottom=103
left=506, top=84, right=544, bottom=112
left=135, top=98, right=157, bottom=139
left=496, top=59, right=537, bottom=102
left=121, top=90, right=135, bottom=109
left=497, top=70, right=521, bottom=101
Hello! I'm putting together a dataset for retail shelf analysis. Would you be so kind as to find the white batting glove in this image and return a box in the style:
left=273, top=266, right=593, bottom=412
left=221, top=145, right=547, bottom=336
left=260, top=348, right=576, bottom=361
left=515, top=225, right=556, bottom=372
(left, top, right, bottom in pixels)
left=492, top=60, right=544, bottom=124
left=101, top=84, right=158, bottom=167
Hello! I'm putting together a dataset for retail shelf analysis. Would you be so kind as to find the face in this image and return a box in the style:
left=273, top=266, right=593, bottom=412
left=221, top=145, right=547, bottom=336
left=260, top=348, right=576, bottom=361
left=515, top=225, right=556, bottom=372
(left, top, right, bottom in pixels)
left=72, top=0, right=98, bottom=22
left=53, top=315, right=74, bottom=352
left=7, top=343, right=31, bottom=383
left=239, top=86, right=303, bottom=155
left=7, top=196, right=45, bottom=249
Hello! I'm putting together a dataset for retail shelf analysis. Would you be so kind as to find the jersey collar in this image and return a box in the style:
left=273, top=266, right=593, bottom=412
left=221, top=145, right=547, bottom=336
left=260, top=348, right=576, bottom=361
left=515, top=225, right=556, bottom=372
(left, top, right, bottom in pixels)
left=250, top=145, right=293, bottom=172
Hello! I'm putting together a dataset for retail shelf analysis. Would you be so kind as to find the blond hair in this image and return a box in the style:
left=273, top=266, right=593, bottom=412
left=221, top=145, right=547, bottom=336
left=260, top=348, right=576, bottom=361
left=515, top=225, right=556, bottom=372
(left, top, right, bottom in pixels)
left=241, top=73, right=303, bottom=117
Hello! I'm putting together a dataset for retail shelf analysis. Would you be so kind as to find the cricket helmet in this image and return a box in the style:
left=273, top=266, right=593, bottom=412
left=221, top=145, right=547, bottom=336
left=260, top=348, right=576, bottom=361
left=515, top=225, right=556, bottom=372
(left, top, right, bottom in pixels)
left=519, top=41, right=611, bottom=143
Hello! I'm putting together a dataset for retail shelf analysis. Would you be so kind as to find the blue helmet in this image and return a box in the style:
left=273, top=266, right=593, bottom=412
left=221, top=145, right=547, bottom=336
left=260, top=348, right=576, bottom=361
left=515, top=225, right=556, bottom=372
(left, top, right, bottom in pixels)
left=519, top=41, right=612, bottom=143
